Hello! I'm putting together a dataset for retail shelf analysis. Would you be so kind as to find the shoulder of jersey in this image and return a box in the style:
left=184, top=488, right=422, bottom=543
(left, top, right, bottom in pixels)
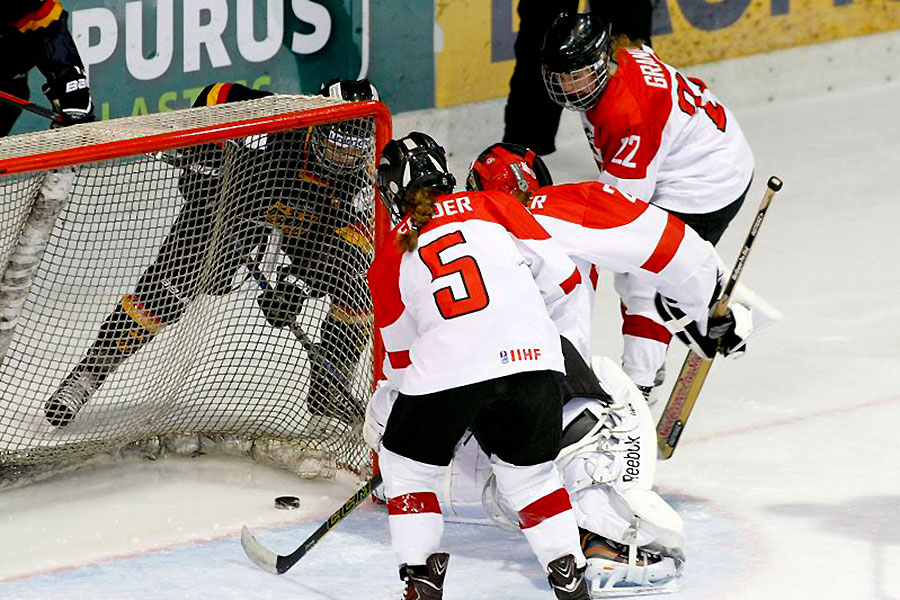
left=594, top=48, right=673, bottom=119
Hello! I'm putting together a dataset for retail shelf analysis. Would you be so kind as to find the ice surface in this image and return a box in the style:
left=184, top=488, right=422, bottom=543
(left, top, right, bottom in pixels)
left=2, top=57, right=900, bottom=600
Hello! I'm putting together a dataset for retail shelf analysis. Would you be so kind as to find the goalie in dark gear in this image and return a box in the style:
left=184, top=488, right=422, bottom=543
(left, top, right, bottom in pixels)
left=44, top=80, right=379, bottom=428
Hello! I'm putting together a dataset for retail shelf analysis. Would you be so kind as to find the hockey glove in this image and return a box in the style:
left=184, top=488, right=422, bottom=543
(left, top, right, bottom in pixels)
left=256, top=271, right=310, bottom=329
left=707, top=303, right=751, bottom=357
left=363, top=381, right=397, bottom=450
left=655, top=294, right=751, bottom=359
left=42, top=66, right=95, bottom=126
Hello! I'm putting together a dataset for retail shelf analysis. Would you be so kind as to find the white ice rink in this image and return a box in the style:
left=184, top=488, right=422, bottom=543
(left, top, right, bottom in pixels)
left=2, top=35, right=900, bottom=600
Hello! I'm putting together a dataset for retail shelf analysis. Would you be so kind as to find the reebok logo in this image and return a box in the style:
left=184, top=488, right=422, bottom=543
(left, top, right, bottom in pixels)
left=620, top=435, right=642, bottom=483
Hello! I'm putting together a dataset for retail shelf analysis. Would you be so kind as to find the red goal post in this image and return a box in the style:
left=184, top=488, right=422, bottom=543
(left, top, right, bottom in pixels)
left=0, top=94, right=392, bottom=486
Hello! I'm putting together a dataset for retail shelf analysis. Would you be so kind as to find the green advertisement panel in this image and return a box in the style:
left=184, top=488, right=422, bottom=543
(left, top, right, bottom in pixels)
left=10, top=0, right=898, bottom=135
left=12, top=0, right=435, bottom=135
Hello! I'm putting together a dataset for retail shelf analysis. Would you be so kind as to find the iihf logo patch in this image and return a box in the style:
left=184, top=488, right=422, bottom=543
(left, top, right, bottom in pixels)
left=500, top=348, right=541, bottom=364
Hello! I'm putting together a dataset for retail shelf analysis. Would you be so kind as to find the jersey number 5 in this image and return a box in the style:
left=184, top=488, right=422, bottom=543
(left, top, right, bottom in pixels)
left=675, top=73, right=727, bottom=132
left=418, top=230, right=490, bottom=319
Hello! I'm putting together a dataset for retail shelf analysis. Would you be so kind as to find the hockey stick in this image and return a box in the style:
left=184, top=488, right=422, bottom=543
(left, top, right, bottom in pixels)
left=240, top=472, right=383, bottom=574
left=656, top=176, right=782, bottom=460
left=0, top=90, right=63, bottom=125
left=234, top=222, right=363, bottom=415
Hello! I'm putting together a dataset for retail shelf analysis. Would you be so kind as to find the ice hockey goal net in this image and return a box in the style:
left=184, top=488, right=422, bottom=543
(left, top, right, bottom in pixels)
left=0, top=94, right=391, bottom=486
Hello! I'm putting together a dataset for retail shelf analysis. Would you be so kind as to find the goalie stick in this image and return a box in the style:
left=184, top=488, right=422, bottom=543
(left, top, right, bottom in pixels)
left=241, top=472, right=382, bottom=574
left=656, top=176, right=783, bottom=460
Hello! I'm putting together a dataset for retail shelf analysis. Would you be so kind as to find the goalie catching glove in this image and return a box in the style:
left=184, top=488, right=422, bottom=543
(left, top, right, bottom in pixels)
left=42, top=66, right=95, bottom=126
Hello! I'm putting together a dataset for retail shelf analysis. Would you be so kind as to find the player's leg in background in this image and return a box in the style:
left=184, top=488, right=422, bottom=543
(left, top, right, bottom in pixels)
left=591, top=0, right=654, bottom=44
left=474, top=370, right=591, bottom=599
left=0, top=74, right=30, bottom=137
left=44, top=174, right=224, bottom=426
left=296, top=235, right=373, bottom=423
left=614, top=272, right=671, bottom=404
left=502, top=0, right=579, bottom=155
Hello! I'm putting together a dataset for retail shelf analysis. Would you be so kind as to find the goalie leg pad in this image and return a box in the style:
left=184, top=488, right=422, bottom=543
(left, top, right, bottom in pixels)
left=558, top=358, right=685, bottom=561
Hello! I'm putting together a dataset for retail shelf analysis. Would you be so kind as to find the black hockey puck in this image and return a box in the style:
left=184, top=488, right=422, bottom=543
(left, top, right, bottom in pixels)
left=274, top=495, right=301, bottom=510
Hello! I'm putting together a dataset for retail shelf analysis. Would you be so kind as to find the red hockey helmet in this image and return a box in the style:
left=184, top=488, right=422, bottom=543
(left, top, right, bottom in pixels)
left=466, top=143, right=553, bottom=197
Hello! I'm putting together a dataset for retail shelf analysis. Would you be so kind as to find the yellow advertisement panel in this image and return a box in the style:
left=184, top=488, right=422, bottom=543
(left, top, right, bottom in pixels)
left=436, top=0, right=900, bottom=108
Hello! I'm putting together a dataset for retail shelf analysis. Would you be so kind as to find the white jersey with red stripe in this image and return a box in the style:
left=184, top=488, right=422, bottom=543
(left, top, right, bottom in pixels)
left=527, top=181, right=719, bottom=327
left=367, top=190, right=587, bottom=396
left=582, top=46, right=754, bottom=215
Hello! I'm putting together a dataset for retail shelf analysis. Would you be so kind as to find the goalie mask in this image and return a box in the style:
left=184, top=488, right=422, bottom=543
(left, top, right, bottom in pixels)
left=377, top=132, right=456, bottom=221
left=541, top=12, right=612, bottom=111
left=466, top=143, right=553, bottom=200
left=314, top=78, right=379, bottom=174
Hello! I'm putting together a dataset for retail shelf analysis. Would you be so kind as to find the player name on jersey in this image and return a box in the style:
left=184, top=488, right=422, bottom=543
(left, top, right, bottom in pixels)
left=397, top=196, right=474, bottom=234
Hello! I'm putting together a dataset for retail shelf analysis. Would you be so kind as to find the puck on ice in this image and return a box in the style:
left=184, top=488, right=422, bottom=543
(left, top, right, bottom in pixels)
left=275, top=495, right=300, bottom=510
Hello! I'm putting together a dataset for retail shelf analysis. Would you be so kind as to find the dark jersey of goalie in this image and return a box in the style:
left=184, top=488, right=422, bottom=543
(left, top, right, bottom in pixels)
left=0, top=1, right=84, bottom=81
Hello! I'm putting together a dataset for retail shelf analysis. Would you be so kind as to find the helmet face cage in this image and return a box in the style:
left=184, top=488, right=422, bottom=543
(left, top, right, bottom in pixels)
left=377, top=133, right=457, bottom=221
left=543, top=57, right=609, bottom=111
left=315, top=79, right=379, bottom=174
left=466, top=143, right=552, bottom=197
left=313, top=119, right=375, bottom=175
left=540, top=12, right=612, bottom=111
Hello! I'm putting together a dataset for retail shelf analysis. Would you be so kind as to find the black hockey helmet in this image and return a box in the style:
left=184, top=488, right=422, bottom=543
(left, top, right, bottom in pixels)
left=377, top=132, right=456, bottom=220
left=541, top=12, right=612, bottom=111
left=314, top=78, right=380, bottom=174
left=466, top=143, right=552, bottom=199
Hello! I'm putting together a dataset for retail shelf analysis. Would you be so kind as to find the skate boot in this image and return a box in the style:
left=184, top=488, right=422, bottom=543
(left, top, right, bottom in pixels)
left=44, top=365, right=102, bottom=427
left=547, top=554, right=590, bottom=600
left=399, top=552, right=449, bottom=600
left=581, top=529, right=681, bottom=592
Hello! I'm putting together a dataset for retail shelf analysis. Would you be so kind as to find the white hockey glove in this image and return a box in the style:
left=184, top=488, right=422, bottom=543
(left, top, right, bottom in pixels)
left=363, top=380, right=397, bottom=450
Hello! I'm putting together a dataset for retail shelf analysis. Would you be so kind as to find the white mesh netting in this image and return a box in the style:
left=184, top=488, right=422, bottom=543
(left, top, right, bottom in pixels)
left=0, top=95, right=388, bottom=487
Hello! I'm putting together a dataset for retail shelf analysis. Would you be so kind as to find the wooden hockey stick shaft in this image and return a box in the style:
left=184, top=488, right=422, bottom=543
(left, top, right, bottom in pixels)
left=240, top=472, right=383, bottom=574
left=0, top=90, right=63, bottom=124
left=656, top=176, right=783, bottom=460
